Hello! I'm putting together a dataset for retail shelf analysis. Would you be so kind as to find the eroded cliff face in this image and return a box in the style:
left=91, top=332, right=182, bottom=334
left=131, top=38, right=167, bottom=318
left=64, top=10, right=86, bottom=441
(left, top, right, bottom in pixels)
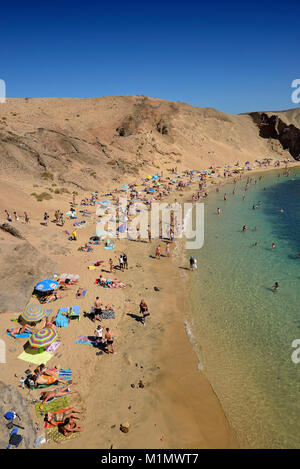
left=1, top=96, right=297, bottom=193
left=249, top=112, right=300, bottom=160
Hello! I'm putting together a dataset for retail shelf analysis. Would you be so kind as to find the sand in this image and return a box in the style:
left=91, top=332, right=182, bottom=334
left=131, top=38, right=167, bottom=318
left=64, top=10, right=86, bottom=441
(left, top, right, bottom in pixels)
left=0, top=157, right=298, bottom=449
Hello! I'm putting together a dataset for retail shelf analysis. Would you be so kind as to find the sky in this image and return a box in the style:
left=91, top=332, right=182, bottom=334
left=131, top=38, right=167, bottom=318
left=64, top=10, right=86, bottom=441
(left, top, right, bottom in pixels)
left=0, top=0, right=299, bottom=114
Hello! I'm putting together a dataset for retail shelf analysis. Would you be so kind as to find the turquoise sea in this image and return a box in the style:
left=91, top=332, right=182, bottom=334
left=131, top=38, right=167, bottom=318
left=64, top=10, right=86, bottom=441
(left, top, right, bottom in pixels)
left=187, top=168, right=300, bottom=448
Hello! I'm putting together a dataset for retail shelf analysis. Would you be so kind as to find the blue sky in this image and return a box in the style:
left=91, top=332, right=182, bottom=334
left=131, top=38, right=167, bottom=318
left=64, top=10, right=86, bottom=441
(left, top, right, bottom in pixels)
left=0, top=0, right=299, bottom=113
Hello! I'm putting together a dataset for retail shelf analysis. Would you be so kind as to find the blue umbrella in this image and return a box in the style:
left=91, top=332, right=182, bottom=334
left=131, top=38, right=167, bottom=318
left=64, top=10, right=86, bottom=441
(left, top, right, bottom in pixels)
left=34, top=279, right=58, bottom=293
left=122, top=184, right=129, bottom=190
left=152, top=174, right=159, bottom=180
left=148, top=188, right=155, bottom=192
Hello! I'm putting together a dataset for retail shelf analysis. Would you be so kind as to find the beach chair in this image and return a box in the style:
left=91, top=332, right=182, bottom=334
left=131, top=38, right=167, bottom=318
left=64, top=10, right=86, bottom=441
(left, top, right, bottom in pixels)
left=68, top=305, right=80, bottom=321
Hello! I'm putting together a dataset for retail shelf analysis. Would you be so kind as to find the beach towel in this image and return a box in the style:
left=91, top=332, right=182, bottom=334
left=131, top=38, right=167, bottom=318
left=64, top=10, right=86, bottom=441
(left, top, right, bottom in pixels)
left=90, top=307, right=115, bottom=319
left=46, top=426, right=80, bottom=443
left=6, top=330, right=31, bottom=339
left=35, top=396, right=70, bottom=418
left=76, top=336, right=98, bottom=346
left=18, top=349, right=53, bottom=365
left=101, top=309, right=115, bottom=320
left=36, top=380, right=59, bottom=389
left=59, top=369, right=72, bottom=378
left=69, top=305, right=80, bottom=321
left=88, top=265, right=102, bottom=270
left=46, top=341, right=61, bottom=354
left=55, top=309, right=69, bottom=328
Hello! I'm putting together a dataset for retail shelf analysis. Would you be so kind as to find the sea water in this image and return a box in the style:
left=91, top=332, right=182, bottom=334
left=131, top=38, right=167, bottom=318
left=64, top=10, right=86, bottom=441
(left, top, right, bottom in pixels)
left=187, top=169, right=300, bottom=448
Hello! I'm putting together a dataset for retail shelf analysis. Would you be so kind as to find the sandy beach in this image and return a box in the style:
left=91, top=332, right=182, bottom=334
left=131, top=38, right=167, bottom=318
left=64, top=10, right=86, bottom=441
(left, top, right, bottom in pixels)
left=1, top=156, right=298, bottom=448
left=0, top=169, right=242, bottom=449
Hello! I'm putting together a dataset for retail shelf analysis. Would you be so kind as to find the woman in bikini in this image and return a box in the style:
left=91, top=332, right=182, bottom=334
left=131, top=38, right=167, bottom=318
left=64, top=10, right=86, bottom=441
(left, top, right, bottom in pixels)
left=32, top=373, right=66, bottom=387
left=40, top=385, right=77, bottom=404
left=58, top=417, right=84, bottom=436
left=155, top=245, right=161, bottom=259
left=7, top=324, right=34, bottom=338
left=45, top=407, right=82, bottom=426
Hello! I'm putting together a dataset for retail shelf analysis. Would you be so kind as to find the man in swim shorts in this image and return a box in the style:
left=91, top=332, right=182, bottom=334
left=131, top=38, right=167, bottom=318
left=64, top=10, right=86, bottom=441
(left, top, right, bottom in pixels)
left=93, top=297, right=103, bottom=322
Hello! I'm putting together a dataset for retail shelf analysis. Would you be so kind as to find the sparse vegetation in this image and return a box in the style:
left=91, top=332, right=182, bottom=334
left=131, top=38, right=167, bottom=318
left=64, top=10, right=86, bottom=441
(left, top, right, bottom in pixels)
left=54, top=188, right=61, bottom=194
left=41, top=171, right=54, bottom=181
left=31, top=192, right=53, bottom=201
left=90, top=171, right=97, bottom=178
left=60, top=188, right=70, bottom=193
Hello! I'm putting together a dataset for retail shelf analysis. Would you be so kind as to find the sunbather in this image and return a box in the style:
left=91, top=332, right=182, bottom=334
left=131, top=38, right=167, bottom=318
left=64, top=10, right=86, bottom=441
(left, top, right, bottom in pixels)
left=41, top=291, right=63, bottom=303
left=76, top=287, right=86, bottom=298
left=58, top=417, right=84, bottom=435
left=45, top=407, right=83, bottom=426
left=34, top=364, right=58, bottom=377
left=7, top=325, right=33, bottom=338
left=40, top=385, right=77, bottom=404
left=43, top=316, right=56, bottom=330
left=32, top=373, right=66, bottom=386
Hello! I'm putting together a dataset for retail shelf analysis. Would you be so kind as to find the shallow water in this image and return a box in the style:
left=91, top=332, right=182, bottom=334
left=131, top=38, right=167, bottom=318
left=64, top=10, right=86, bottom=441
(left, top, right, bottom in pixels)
left=187, top=169, right=300, bottom=448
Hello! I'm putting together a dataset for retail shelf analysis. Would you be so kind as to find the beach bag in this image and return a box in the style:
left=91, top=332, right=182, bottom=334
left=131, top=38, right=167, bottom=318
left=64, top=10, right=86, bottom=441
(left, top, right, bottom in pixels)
left=4, top=412, right=16, bottom=421
left=9, top=433, right=23, bottom=447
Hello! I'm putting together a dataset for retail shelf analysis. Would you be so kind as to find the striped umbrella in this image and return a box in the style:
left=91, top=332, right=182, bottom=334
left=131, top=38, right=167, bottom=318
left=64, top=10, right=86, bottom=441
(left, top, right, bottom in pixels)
left=28, top=328, right=58, bottom=349
left=22, top=304, right=46, bottom=323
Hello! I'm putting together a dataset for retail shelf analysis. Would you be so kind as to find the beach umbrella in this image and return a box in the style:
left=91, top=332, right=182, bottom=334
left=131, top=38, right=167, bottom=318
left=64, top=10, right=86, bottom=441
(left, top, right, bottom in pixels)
left=245, top=161, right=250, bottom=165
left=122, top=184, right=129, bottom=190
left=152, top=174, right=159, bottom=180
left=146, top=175, right=151, bottom=179
left=34, top=279, right=58, bottom=293
left=22, top=304, right=46, bottom=323
left=28, top=328, right=58, bottom=349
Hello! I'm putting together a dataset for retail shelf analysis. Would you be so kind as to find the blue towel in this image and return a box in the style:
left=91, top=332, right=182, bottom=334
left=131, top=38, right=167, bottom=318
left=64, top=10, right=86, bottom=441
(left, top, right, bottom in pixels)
left=59, top=368, right=72, bottom=378
left=55, top=310, right=69, bottom=328
left=6, top=330, right=31, bottom=339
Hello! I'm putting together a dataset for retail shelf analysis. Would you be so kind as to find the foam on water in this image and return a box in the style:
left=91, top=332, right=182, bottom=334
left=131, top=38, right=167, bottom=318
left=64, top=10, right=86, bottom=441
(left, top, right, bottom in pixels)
left=187, top=169, right=300, bottom=448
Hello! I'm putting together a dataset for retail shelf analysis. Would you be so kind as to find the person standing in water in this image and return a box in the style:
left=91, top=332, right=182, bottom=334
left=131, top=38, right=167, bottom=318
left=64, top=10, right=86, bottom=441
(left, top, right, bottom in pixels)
left=273, top=282, right=279, bottom=292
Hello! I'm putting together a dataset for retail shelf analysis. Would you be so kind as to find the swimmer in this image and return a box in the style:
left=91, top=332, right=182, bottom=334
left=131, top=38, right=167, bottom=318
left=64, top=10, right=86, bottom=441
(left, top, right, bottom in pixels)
left=272, top=243, right=276, bottom=249
left=273, top=282, right=279, bottom=292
